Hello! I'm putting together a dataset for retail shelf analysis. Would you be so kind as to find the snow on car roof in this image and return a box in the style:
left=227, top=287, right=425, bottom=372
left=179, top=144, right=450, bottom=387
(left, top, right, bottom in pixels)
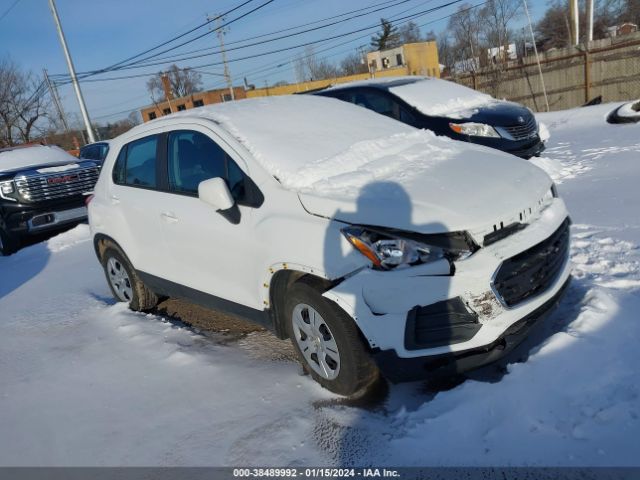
left=168, top=95, right=475, bottom=197
left=327, top=76, right=497, bottom=118
left=0, top=145, right=78, bottom=173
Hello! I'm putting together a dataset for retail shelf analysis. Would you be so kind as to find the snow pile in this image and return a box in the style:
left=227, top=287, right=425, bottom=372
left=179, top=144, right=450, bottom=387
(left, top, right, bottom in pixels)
left=388, top=77, right=497, bottom=118
left=531, top=103, right=640, bottom=184
left=0, top=145, right=78, bottom=172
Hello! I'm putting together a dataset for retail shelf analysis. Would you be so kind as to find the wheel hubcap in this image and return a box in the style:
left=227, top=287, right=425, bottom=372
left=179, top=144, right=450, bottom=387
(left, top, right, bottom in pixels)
left=106, top=257, right=133, bottom=302
left=291, top=303, right=340, bottom=380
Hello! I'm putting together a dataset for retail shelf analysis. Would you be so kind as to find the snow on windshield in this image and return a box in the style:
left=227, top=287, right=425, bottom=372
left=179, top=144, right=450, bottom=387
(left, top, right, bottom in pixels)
left=389, top=77, right=497, bottom=118
left=181, top=95, right=464, bottom=197
left=0, top=145, right=77, bottom=172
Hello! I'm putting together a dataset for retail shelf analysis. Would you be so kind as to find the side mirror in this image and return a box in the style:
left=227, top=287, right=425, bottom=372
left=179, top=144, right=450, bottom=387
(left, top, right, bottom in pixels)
left=198, top=177, right=234, bottom=211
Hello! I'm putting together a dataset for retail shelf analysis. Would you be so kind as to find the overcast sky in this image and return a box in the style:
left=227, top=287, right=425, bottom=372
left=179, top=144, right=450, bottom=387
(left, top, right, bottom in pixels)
left=0, top=0, right=548, bottom=127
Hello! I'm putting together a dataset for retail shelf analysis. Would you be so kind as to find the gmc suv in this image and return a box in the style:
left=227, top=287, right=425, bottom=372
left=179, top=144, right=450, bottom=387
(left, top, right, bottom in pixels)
left=0, top=144, right=100, bottom=255
left=89, top=96, right=570, bottom=397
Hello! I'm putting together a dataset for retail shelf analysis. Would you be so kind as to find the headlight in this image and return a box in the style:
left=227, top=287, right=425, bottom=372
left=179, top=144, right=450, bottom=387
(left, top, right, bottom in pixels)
left=449, top=122, right=500, bottom=138
left=341, top=226, right=476, bottom=271
left=0, top=180, right=16, bottom=201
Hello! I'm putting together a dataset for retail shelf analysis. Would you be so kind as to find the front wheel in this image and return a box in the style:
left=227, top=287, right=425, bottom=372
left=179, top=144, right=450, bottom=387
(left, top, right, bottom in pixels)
left=0, top=226, right=19, bottom=256
left=102, top=246, right=158, bottom=311
left=285, top=279, right=380, bottom=397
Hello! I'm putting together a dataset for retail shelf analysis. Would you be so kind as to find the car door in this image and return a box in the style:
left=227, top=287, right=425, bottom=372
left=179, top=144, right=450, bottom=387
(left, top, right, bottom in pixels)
left=109, top=134, right=171, bottom=278
left=155, top=126, right=263, bottom=310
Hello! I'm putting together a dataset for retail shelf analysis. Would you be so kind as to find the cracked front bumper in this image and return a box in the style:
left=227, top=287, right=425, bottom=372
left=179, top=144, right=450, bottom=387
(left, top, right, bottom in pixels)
left=323, top=198, right=571, bottom=379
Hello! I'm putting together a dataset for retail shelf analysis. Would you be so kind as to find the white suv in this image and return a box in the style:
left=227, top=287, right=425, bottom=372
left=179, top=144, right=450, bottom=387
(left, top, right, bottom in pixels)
left=89, top=95, right=571, bottom=397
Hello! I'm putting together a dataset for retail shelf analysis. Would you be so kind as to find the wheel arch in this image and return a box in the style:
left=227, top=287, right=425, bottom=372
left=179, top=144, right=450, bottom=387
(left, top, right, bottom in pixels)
left=268, top=268, right=333, bottom=340
left=93, top=233, right=130, bottom=265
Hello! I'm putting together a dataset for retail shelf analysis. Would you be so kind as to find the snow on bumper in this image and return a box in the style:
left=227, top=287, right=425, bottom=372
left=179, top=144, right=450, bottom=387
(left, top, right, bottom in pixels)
left=323, top=198, right=571, bottom=359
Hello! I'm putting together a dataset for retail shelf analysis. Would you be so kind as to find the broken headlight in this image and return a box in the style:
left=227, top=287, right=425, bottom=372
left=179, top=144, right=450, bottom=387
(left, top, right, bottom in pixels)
left=449, top=122, right=500, bottom=138
left=341, top=226, right=476, bottom=271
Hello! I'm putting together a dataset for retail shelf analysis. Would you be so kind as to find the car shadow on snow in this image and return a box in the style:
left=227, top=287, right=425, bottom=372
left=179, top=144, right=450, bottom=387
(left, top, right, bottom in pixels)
left=0, top=223, right=84, bottom=300
left=317, top=182, right=456, bottom=399
left=0, top=238, right=50, bottom=300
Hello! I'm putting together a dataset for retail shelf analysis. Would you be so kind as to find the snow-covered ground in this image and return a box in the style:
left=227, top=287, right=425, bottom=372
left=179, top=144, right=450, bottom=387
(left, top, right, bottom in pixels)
left=1, top=103, right=639, bottom=467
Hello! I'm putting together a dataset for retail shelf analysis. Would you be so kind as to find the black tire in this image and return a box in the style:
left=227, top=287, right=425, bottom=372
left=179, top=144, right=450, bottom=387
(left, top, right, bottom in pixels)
left=0, top=225, right=19, bottom=256
left=101, top=244, right=158, bottom=311
left=284, top=278, right=380, bottom=397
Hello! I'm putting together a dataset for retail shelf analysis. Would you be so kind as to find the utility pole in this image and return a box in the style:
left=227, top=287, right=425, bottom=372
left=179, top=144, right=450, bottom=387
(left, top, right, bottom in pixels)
left=523, top=0, right=550, bottom=112
left=210, top=14, right=235, bottom=101
left=586, top=0, right=594, bottom=43
left=48, top=0, right=95, bottom=143
left=43, top=68, right=70, bottom=133
left=569, top=0, right=580, bottom=45
left=160, top=73, right=175, bottom=113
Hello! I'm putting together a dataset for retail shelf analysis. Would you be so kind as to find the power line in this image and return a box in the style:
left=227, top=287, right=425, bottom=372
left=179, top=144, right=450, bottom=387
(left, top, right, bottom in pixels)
left=70, top=1, right=486, bottom=121
left=114, top=0, right=417, bottom=71
left=74, top=0, right=277, bottom=81
left=0, top=0, right=21, bottom=22
left=87, top=0, right=260, bottom=77
left=110, top=0, right=419, bottom=69
left=57, top=0, right=462, bottom=82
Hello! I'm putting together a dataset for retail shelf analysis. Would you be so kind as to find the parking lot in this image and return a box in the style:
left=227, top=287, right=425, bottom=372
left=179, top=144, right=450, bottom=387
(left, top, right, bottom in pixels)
left=1, top=102, right=638, bottom=466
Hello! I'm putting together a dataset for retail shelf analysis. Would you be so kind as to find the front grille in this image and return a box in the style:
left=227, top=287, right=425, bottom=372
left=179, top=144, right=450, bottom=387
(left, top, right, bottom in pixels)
left=15, top=166, right=100, bottom=203
left=492, top=218, right=570, bottom=307
left=502, top=116, right=538, bottom=140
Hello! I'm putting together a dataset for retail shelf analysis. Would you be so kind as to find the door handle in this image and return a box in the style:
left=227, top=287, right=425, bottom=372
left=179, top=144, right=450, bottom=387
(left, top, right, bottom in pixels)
left=161, top=211, right=178, bottom=223
left=110, top=195, right=120, bottom=205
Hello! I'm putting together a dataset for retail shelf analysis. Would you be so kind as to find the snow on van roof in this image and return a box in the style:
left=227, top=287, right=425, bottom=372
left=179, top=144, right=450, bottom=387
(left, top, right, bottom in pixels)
left=327, top=76, right=497, bottom=118
left=0, top=145, right=78, bottom=173
left=171, top=95, right=469, bottom=196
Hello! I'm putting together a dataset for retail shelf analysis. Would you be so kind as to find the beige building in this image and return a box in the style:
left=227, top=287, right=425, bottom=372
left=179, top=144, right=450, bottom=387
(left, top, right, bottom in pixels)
left=366, top=41, right=440, bottom=77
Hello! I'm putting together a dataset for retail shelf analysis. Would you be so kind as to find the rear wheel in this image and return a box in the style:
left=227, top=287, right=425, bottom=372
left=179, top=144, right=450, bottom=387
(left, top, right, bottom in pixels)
left=285, top=279, right=380, bottom=397
left=101, top=246, right=158, bottom=311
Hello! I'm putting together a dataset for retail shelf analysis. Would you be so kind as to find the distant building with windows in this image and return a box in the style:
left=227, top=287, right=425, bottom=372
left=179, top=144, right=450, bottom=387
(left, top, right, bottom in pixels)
left=140, top=86, right=246, bottom=122
left=366, top=41, right=440, bottom=77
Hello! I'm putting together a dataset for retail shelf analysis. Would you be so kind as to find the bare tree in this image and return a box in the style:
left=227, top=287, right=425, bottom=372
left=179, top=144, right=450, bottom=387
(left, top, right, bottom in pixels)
left=398, top=21, right=423, bottom=44
left=0, top=58, right=51, bottom=147
left=293, top=46, right=339, bottom=81
left=437, top=31, right=456, bottom=76
left=371, top=18, right=400, bottom=50
left=535, top=2, right=572, bottom=50
left=447, top=4, right=484, bottom=73
left=339, top=51, right=368, bottom=76
left=146, top=64, right=202, bottom=101
left=481, top=0, right=522, bottom=57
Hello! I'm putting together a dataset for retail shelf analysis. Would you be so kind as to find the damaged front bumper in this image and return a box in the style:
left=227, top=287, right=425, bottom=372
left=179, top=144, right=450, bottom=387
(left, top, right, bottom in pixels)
left=323, top=199, right=571, bottom=382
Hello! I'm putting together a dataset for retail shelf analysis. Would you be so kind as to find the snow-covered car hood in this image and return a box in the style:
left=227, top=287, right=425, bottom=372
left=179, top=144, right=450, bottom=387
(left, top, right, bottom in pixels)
left=0, top=145, right=80, bottom=174
left=297, top=139, right=553, bottom=235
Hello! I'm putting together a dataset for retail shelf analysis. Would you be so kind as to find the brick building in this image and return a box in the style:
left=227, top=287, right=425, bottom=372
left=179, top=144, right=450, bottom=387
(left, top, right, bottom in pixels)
left=140, top=86, right=246, bottom=122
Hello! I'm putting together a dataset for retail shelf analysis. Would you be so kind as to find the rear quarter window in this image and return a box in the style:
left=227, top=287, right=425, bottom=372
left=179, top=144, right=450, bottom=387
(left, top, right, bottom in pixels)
left=112, top=135, right=158, bottom=188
